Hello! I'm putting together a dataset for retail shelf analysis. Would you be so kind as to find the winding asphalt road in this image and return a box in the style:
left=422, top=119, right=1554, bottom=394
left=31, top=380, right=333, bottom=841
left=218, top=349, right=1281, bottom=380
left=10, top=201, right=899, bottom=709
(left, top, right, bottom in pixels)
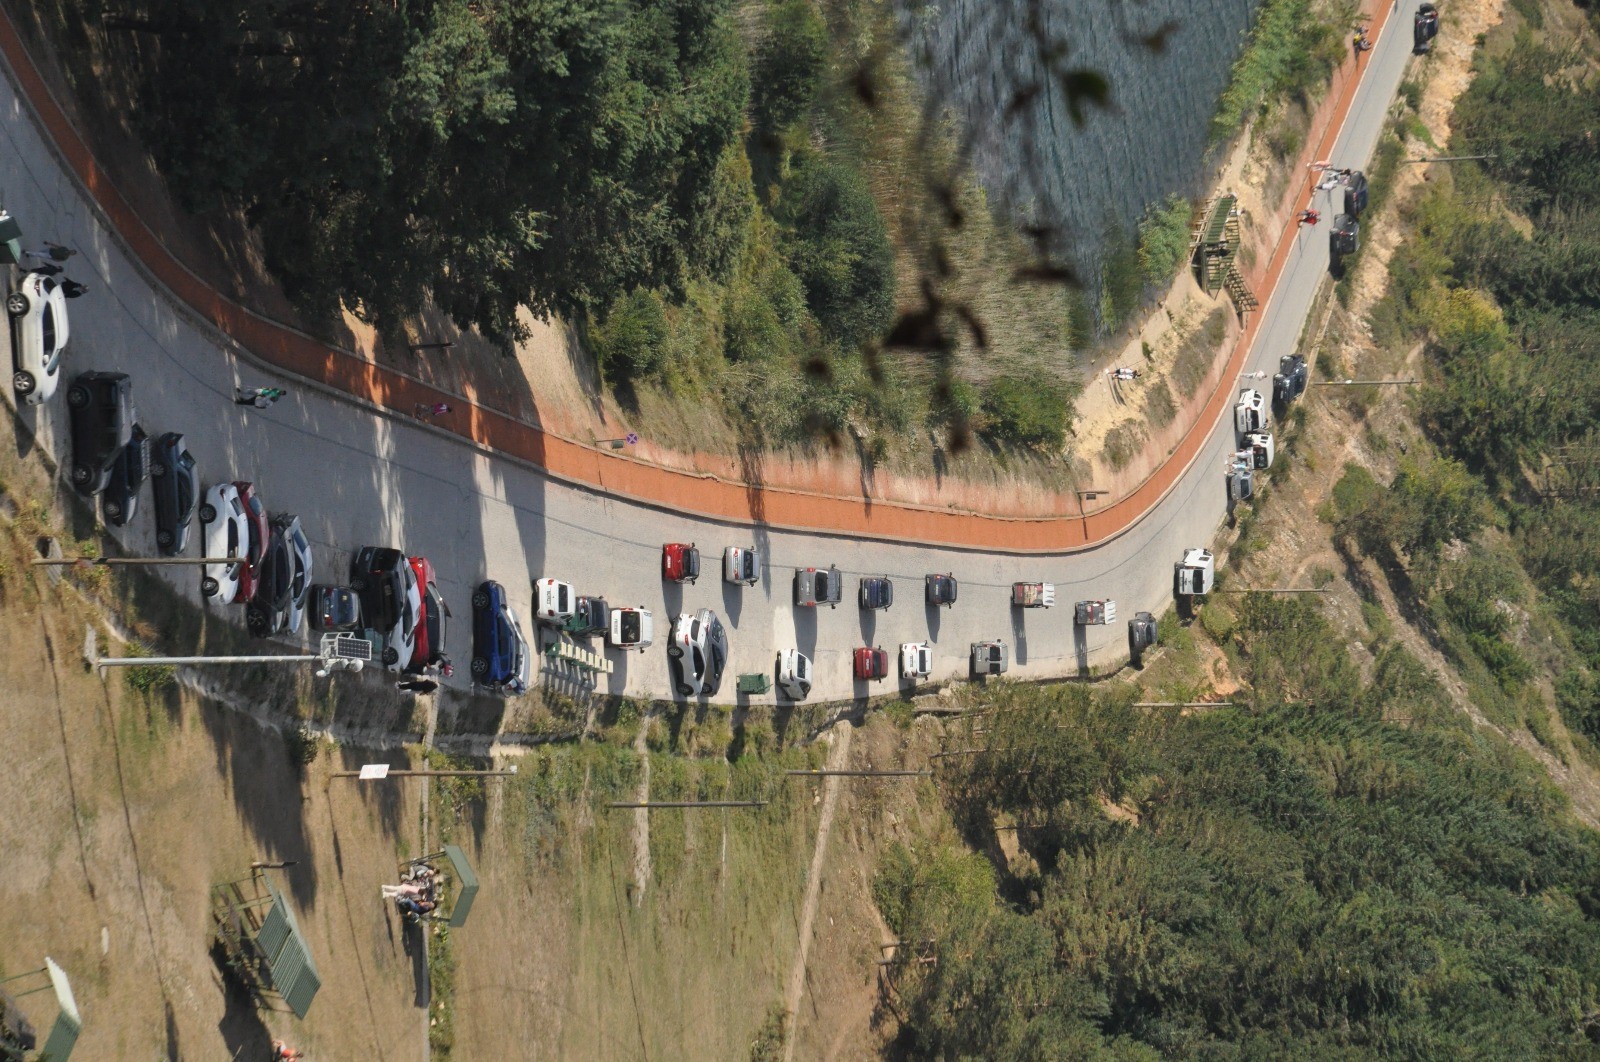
left=0, top=12, right=1416, bottom=706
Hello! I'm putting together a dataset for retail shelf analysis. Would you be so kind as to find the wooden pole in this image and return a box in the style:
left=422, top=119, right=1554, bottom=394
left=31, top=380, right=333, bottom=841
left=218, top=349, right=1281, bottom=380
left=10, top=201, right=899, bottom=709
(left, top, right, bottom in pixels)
left=784, top=769, right=930, bottom=778
left=34, top=554, right=241, bottom=566
left=1133, top=701, right=1236, bottom=707
left=606, top=800, right=767, bottom=809
left=331, top=768, right=519, bottom=779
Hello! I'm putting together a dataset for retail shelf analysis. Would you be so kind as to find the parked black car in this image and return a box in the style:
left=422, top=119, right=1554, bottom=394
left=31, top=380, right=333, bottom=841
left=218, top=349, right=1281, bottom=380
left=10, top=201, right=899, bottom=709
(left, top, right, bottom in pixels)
left=66, top=371, right=134, bottom=495
left=1414, top=3, right=1439, bottom=52
left=246, top=530, right=293, bottom=637
left=349, top=546, right=407, bottom=631
left=1330, top=214, right=1359, bottom=257
left=1273, top=354, right=1308, bottom=407
left=1343, top=171, right=1369, bottom=217
left=309, top=583, right=362, bottom=631
left=569, top=595, right=611, bottom=637
left=149, top=431, right=198, bottom=554
left=101, top=424, right=149, bottom=526
left=926, top=572, right=959, bottom=608
left=859, top=575, right=894, bottom=611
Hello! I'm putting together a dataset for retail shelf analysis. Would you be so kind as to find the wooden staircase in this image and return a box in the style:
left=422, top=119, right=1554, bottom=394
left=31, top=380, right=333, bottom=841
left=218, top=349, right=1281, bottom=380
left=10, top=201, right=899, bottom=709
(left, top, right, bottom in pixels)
left=1224, top=265, right=1258, bottom=314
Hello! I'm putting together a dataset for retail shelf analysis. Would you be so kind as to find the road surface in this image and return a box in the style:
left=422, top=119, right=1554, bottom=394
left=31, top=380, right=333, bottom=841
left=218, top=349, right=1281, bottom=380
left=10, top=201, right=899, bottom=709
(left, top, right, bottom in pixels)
left=0, top=14, right=1415, bottom=705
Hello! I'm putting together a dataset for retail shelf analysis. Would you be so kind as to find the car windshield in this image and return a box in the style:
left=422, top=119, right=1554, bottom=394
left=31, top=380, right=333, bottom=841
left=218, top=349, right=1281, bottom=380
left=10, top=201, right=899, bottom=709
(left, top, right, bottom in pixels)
left=817, top=571, right=833, bottom=595
left=684, top=551, right=699, bottom=577
left=691, top=645, right=706, bottom=677
left=557, top=584, right=570, bottom=612
left=176, top=469, right=194, bottom=511
left=742, top=553, right=756, bottom=578
left=41, top=306, right=55, bottom=352
left=290, top=529, right=309, bottom=575
left=496, top=614, right=511, bottom=660
left=424, top=587, right=445, bottom=650
left=620, top=611, right=640, bottom=642
left=226, top=521, right=239, bottom=557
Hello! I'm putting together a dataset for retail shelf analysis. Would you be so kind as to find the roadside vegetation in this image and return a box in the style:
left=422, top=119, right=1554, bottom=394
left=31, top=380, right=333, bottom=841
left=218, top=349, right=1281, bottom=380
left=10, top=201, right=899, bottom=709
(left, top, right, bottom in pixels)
left=1342, top=19, right=1600, bottom=754
left=878, top=623, right=1600, bottom=1056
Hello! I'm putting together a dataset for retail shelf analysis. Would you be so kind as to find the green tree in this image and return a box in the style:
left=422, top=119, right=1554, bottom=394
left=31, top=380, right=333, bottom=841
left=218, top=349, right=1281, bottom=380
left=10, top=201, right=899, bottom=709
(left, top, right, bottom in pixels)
left=776, top=159, right=896, bottom=348
left=752, top=0, right=829, bottom=133
left=119, top=0, right=751, bottom=349
left=1388, top=456, right=1489, bottom=558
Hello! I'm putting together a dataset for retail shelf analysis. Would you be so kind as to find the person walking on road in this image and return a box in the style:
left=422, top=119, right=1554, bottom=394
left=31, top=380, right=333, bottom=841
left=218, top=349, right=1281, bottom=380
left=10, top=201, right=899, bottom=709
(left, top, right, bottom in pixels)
left=234, top=386, right=287, bottom=408
left=59, top=277, right=89, bottom=299
left=1297, top=209, right=1321, bottom=226
left=23, top=242, right=75, bottom=265
left=396, top=677, right=439, bottom=694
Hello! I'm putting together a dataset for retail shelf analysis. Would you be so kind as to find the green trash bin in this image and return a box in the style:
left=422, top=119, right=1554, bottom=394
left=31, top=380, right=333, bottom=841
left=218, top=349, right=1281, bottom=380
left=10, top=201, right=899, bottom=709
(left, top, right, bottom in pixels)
left=0, top=212, right=23, bottom=266
left=736, top=673, right=771, bottom=695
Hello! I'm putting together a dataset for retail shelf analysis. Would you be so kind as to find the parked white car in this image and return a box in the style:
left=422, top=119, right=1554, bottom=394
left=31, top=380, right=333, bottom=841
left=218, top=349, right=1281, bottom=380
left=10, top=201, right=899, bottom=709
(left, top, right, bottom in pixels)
left=533, top=577, right=576, bottom=625
left=1234, top=388, right=1269, bottom=433
left=900, top=642, right=933, bottom=679
left=198, top=483, right=248, bottom=604
left=608, top=607, right=654, bottom=652
left=7, top=271, right=69, bottom=404
left=777, top=649, right=812, bottom=700
left=381, top=562, right=423, bottom=671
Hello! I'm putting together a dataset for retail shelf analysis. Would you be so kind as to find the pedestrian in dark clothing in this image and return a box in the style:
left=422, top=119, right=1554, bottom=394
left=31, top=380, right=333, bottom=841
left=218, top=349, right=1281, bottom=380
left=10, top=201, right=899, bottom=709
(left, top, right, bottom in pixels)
left=59, top=278, right=88, bottom=299
left=29, top=262, right=61, bottom=277
left=397, top=678, right=439, bottom=694
left=24, top=243, right=75, bottom=265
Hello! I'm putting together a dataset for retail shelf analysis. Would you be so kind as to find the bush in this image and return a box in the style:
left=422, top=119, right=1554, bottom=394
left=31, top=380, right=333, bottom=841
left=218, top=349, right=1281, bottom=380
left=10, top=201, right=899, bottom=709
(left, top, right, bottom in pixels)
left=752, top=0, right=829, bottom=133
left=979, top=375, right=1070, bottom=450
left=594, top=288, right=669, bottom=381
left=777, top=159, right=896, bottom=349
left=1137, top=195, right=1193, bottom=287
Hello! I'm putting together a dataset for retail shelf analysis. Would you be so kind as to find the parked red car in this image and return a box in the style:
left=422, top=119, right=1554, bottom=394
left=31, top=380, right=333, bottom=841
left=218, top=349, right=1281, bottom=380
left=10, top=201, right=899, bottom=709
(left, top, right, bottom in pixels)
left=407, top=555, right=452, bottom=674
left=662, top=542, right=700, bottom=584
left=231, top=481, right=269, bottom=603
left=853, top=646, right=889, bottom=681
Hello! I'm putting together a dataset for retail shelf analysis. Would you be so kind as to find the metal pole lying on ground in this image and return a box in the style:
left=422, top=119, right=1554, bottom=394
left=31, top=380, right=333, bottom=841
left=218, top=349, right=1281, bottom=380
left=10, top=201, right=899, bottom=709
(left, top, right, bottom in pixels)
left=1311, top=379, right=1418, bottom=386
left=1134, top=702, right=1237, bottom=708
left=34, top=554, right=241, bottom=566
left=1210, top=588, right=1330, bottom=594
left=784, top=769, right=931, bottom=778
left=333, top=767, right=519, bottom=779
left=97, top=654, right=318, bottom=667
left=607, top=800, right=767, bottom=809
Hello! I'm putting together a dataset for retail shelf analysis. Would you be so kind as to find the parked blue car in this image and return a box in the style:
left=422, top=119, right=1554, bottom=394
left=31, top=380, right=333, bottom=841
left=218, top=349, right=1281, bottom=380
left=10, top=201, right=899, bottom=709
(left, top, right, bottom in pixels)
left=470, top=580, right=529, bottom=694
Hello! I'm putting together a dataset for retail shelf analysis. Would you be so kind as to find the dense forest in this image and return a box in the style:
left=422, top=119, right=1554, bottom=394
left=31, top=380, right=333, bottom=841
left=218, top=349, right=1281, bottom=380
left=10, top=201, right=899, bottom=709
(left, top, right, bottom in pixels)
left=875, top=11, right=1600, bottom=1056
left=101, top=0, right=1085, bottom=451
left=878, top=600, right=1600, bottom=1056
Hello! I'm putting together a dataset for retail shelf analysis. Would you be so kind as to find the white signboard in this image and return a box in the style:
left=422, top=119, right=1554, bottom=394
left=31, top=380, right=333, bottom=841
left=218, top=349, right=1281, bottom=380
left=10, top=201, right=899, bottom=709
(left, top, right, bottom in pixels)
left=358, top=763, right=391, bottom=780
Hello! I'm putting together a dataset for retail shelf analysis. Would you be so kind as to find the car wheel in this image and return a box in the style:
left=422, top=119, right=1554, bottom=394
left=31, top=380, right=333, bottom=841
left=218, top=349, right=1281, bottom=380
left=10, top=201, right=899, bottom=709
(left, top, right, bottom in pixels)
left=6, top=292, right=28, bottom=317
left=70, top=464, right=91, bottom=486
left=66, top=385, right=90, bottom=408
left=246, top=607, right=269, bottom=637
left=103, top=500, right=121, bottom=521
left=150, top=460, right=167, bottom=479
left=198, top=503, right=216, bottom=523
left=471, top=656, right=489, bottom=677
left=382, top=647, right=399, bottom=666
left=201, top=576, right=219, bottom=596
left=352, top=576, right=369, bottom=592
left=157, top=529, right=175, bottom=548
left=12, top=370, right=35, bottom=395
left=471, top=590, right=489, bottom=609
left=667, top=645, right=682, bottom=659
left=678, top=684, right=693, bottom=696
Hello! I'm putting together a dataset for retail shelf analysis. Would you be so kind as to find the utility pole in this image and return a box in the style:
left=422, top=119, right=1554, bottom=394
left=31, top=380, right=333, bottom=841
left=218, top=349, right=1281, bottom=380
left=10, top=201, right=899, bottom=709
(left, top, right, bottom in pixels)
left=607, top=800, right=767, bottom=809
left=34, top=554, right=240, bottom=566
left=785, top=769, right=930, bottom=778
left=1312, top=378, right=1418, bottom=386
left=88, top=628, right=374, bottom=678
left=333, top=765, right=519, bottom=780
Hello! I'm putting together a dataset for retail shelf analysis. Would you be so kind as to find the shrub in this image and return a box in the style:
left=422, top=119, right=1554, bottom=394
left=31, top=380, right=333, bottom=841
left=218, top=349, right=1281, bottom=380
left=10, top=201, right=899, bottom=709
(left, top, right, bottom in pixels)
left=1137, top=194, right=1193, bottom=287
left=979, top=375, right=1070, bottom=450
left=594, top=288, right=669, bottom=381
left=777, top=159, right=896, bottom=348
left=752, top=0, right=829, bottom=133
